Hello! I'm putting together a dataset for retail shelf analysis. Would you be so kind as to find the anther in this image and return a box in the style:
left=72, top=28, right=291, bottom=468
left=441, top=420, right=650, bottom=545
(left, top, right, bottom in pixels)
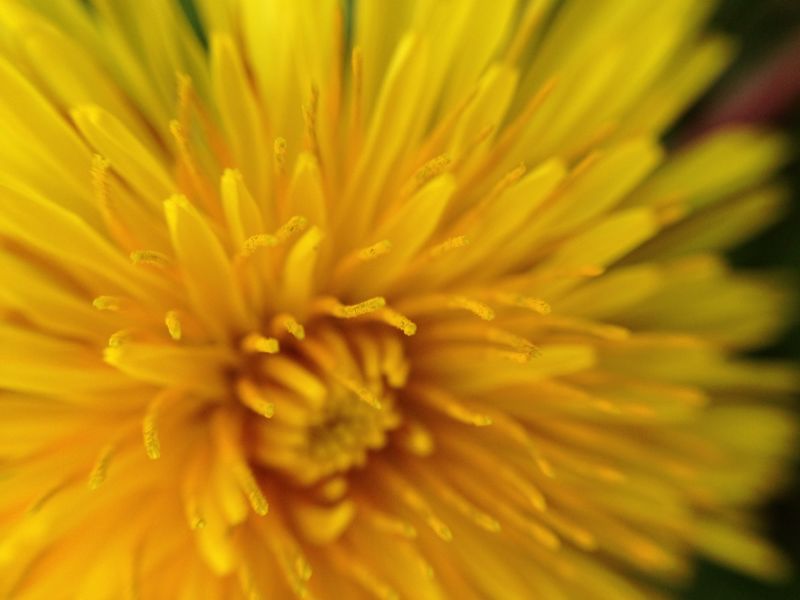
left=165, top=310, right=182, bottom=341
left=447, top=296, right=495, bottom=321
left=357, top=239, right=392, bottom=261
left=427, top=516, right=453, bottom=542
left=273, top=137, right=288, bottom=175
left=108, top=329, right=133, bottom=347
left=275, top=215, right=308, bottom=243
left=377, top=308, right=417, bottom=336
left=406, top=154, right=451, bottom=195
left=237, top=379, right=276, bottom=419
left=241, top=233, right=278, bottom=257
left=233, top=462, right=269, bottom=516
left=320, top=296, right=387, bottom=318
left=90, top=154, right=136, bottom=251
left=273, top=313, right=305, bottom=340
left=93, top=295, right=126, bottom=311
left=91, top=154, right=110, bottom=202
left=130, top=249, right=172, bottom=268
left=332, top=373, right=383, bottom=410
left=241, top=333, right=280, bottom=354
left=494, top=293, right=551, bottom=314
left=88, top=444, right=115, bottom=490
left=142, top=391, right=174, bottom=460
left=427, top=235, right=470, bottom=260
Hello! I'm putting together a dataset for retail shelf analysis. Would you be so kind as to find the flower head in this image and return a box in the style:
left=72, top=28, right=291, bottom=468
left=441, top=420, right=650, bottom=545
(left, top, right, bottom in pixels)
left=0, top=1, right=796, bottom=598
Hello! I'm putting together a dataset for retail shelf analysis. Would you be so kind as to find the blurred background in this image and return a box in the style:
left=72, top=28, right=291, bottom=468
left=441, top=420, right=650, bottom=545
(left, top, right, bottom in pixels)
left=681, top=0, right=800, bottom=598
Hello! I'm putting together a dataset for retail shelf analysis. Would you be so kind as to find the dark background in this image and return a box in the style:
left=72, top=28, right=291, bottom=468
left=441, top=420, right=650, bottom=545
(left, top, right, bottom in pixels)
left=682, top=1, right=800, bottom=598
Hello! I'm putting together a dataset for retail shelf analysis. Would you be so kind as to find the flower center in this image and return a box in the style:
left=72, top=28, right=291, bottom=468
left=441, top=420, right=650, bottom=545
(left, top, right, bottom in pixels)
left=236, top=322, right=408, bottom=486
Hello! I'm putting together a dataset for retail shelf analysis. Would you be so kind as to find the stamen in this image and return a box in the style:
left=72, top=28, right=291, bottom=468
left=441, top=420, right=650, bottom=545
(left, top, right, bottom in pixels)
left=91, top=154, right=110, bottom=205
left=415, top=467, right=501, bottom=533
left=488, top=349, right=535, bottom=364
left=273, top=313, right=305, bottom=340
left=447, top=296, right=495, bottom=321
left=411, top=385, right=493, bottom=427
left=397, top=421, right=435, bottom=456
left=108, top=329, right=133, bottom=347
left=275, top=215, right=309, bottom=243
left=164, top=310, right=182, bottom=341
left=241, top=233, right=279, bottom=257
left=91, top=154, right=135, bottom=249
left=233, top=461, right=270, bottom=516
left=333, top=240, right=393, bottom=282
left=295, top=553, right=313, bottom=582
left=364, top=508, right=418, bottom=539
left=237, top=378, right=276, bottom=419
left=489, top=412, right=555, bottom=478
left=130, top=249, right=172, bottom=268
left=183, top=454, right=207, bottom=530
left=406, top=154, right=451, bottom=195
left=427, top=516, right=454, bottom=542
left=377, top=308, right=417, bottom=336
left=493, top=293, right=552, bottom=314
left=142, top=390, right=177, bottom=460
left=485, top=328, right=541, bottom=358
left=170, top=125, right=213, bottom=212
left=462, top=77, right=557, bottom=188
left=426, top=235, right=471, bottom=260
left=332, top=372, right=383, bottom=410
left=88, top=443, right=115, bottom=490
left=319, top=296, right=387, bottom=318
left=169, top=119, right=193, bottom=167
left=273, top=137, right=288, bottom=175
left=212, top=410, right=270, bottom=516
left=357, top=239, right=392, bottom=261
left=92, top=295, right=126, bottom=311
left=377, top=466, right=453, bottom=542
left=241, top=333, right=280, bottom=354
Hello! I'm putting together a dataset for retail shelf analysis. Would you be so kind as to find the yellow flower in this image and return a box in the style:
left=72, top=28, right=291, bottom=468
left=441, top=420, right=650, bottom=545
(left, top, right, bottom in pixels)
left=0, top=0, right=796, bottom=598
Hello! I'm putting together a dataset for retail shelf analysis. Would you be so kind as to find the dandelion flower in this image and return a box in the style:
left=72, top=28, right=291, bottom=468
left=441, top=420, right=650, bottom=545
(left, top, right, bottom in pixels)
left=0, top=1, right=796, bottom=598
